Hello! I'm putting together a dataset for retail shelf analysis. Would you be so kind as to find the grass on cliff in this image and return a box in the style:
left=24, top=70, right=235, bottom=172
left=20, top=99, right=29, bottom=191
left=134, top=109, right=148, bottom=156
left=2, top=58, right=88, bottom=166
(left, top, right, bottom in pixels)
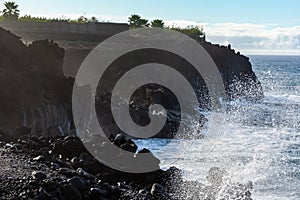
left=0, top=15, right=102, bottom=23
left=0, top=14, right=205, bottom=39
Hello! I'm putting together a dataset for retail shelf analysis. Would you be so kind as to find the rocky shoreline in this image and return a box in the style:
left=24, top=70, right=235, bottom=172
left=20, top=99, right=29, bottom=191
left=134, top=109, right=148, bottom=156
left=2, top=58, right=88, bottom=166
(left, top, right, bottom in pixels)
left=0, top=131, right=253, bottom=200
left=1, top=26, right=258, bottom=199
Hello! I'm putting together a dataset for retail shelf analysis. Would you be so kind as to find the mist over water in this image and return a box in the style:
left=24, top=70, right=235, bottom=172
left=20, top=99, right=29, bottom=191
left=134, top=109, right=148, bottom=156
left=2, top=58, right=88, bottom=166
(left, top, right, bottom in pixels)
left=135, top=55, right=300, bottom=200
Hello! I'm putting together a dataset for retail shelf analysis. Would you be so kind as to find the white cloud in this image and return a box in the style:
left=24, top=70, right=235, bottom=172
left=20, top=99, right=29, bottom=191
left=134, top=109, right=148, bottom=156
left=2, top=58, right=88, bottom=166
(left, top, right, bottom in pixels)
left=205, top=23, right=268, bottom=38
left=203, top=23, right=300, bottom=55
left=155, top=20, right=300, bottom=54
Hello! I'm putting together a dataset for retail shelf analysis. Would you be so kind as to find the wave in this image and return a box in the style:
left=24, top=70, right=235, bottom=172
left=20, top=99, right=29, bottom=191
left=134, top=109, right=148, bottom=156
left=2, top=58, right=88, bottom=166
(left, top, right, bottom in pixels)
left=265, top=93, right=300, bottom=104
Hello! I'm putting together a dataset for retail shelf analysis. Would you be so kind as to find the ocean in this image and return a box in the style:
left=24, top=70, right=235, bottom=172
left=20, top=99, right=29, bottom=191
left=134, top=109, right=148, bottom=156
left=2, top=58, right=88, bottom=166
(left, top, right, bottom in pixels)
left=135, top=55, right=300, bottom=200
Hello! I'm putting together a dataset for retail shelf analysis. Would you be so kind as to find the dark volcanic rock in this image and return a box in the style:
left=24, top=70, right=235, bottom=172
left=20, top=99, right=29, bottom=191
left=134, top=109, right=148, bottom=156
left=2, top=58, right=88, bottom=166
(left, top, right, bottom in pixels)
left=0, top=135, right=172, bottom=199
left=33, top=155, right=46, bottom=162
left=201, top=42, right=263, bottom=100
left=32, top=171, right=47, bottom=181
left=94, top=41, right=263, bottom=139
left=150, top=183, right=168, bottom=197
left=61, top=184, right=82, bottom=200
left=68, top=176, right=90, bottom=191
left=0, top=27, right=74, bottom=137
left=90, top=187, right=108, bottom=199
left=0, top=134, right=253, bottom=200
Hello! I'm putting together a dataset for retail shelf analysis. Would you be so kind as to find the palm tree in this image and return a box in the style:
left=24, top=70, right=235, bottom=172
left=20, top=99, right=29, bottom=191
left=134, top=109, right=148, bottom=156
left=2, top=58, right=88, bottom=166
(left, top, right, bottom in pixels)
left=128, top=14, right=149, bottom=28
left=77, top=16, right=88, bottom=23
left=1, top=1, right=20, bottom=20
left=151, top=19, right=164, bottom=28
left=89, top=16, right=98, bottom=23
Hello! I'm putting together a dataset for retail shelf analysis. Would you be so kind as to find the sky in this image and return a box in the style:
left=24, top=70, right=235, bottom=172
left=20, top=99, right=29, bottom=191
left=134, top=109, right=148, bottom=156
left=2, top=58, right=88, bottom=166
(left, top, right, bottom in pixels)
left=1, top=0, right=300, bottom=55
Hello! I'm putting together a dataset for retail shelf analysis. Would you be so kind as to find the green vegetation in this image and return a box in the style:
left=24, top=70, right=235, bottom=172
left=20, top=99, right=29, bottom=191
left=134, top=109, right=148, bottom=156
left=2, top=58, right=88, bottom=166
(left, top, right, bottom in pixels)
left=1, top=1, right=20, bottom=20
left=151, top=19, right=164, bottom=28
left=129, top=14, right=205, bottom=39
left=128, top=14, right=149, bottom=28
left=170, top=25, right=204, bottom=39
left=19, top=15, right=68, bottom=23
left=0, top=2, right=205, bottom=39
left=90, top=16, right=98, bottom=23
left=18, top=15, right=100, bottom=23
left=76, top=16, right=88, bottom=23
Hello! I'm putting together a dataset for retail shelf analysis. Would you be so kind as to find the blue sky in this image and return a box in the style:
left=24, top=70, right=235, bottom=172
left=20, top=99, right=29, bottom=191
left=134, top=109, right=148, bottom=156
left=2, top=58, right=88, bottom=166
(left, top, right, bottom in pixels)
left=1, top=0, right=300, bottom=55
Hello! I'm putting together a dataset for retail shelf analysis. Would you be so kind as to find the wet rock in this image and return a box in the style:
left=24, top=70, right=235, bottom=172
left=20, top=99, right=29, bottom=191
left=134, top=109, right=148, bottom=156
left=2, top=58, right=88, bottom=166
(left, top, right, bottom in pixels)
left=246, top=181, right=253, bottom=189
left=206, top=167, right=227, bottom=186
left=50, top=162, right=60, bottom=170
left=77, top=167, right=97, bottom=180
left=52, top=136, right=86, bottom=158
left=17, top=139, right=27, bottom=145
left=120, top=140, right=138, bottom=153
left=61, top=184, right=82, bottom=200
left=150, top=183, right=167, bottom=197
left=29, top=136, right=43, bottom=145
left=58, top=168, right=77, bottom=178
left=0, top=133, right=253, bottom=200
left=44, top=179, right=58, bottom=191
left=71, top=157, right=79, bottom=163
left=138, top=189, right=149, bottom=195
left=115, top=133, right=127, bottom=142
left=79, top=152, right=93, bottom=161
left=113, top=133, right=127, bottom=146
left=53, top=187, right=63, bottom=200
left=0, top=135, right=191, bottom=199
left=90, top=187, right=108, bottom=198
left=4, top=143, right=18, bottom=152
left=71, top=157, right=83, bottom=169
left=33, top=155, right=45, bottom=162
left=32, top=171, right=47, bottom=181
left=36, top=187, right=52, bottom=199
left=68, top=176, right=90, bottom=191
left=117, top=182, right=130, bottom=190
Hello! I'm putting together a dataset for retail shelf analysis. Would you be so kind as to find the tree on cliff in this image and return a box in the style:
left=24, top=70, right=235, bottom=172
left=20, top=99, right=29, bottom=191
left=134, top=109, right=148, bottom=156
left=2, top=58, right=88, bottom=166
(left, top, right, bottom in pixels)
left=89, top=16, right=98, bottom=23
left=128, top=14, right=149, bottom=28
left=151, top=19, right=164, bottom=28
left=170, top=25, right=204, bottom=40
left=77, top=16, right=88, bottom=23
left=1, top=1, right=20, bottom=20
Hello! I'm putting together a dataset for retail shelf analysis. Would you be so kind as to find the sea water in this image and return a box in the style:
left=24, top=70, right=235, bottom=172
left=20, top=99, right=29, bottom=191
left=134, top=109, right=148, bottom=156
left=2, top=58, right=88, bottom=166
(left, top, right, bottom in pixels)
left=135, top=55, right=300, bottom=200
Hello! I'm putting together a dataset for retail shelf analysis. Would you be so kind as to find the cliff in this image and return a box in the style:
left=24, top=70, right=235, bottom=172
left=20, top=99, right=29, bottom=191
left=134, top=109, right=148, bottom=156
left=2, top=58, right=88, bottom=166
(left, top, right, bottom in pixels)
left=201, top=42, right=263, bottom=100
left=0, top=27, right=263, bottom=139
left=94, top=43, right=263, bottom=138
left=0, top=27, right=74, bottom=138
left=0, top=20, right=129, bottom=42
